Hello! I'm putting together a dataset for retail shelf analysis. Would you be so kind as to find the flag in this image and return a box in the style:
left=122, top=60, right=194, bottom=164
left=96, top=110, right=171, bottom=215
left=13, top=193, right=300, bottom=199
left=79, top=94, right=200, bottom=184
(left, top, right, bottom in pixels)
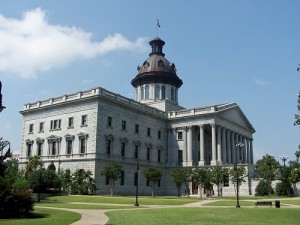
left=157, top=19, right=160, bottom=27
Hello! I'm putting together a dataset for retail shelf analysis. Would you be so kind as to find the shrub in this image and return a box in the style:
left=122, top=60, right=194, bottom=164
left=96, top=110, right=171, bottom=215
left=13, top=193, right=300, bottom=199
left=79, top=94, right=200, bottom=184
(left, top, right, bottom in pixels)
left=255, top=180, right=273, bottom=196
left=275, top=181, right=293, bottom=196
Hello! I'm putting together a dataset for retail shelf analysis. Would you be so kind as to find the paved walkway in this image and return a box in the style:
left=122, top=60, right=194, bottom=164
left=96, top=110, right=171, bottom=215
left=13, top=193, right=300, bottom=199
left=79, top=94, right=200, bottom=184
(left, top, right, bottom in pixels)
left=36, top=197, right=300, bottom=225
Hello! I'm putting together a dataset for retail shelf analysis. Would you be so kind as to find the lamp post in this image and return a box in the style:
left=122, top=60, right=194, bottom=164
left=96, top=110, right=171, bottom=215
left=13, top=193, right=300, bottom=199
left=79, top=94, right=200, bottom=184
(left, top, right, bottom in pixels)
left=37, top=162, right=42, bottom=202
left=0, top=81, right=6, bottom=113
left=279, top=154, right=288, bottom=167
left=135, top=161, right=139, bottom=207
left=235, top=143, right=244, bottom=208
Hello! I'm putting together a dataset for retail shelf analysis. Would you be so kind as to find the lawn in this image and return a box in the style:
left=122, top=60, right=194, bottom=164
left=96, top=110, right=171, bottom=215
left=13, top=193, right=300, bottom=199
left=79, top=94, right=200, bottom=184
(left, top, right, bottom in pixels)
left=45, top=195, right=199, bottom=205
left=106, top=208, right=300, bottom=225
left=0, top=208, right=80, bottom=225
left=36, top=201, right=134, bottom=209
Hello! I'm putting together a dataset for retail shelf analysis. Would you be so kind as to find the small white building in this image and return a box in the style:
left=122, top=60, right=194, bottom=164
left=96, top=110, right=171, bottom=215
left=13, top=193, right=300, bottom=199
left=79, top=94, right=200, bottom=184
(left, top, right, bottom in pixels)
left=19, top=37, right=256, bottom=196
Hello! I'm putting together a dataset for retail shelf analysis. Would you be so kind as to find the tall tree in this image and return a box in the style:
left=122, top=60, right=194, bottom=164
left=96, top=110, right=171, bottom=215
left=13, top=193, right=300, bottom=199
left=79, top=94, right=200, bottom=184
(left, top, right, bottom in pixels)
left=255, top=154, right=279, bottom=197
left=170, top=168, right=192, bottom=197
left=192, top=168, right=210, bottom=199
left=210, top=166, right=229, bottom=198
left=71, top=169, right=96, bottom=195
left=143, top=167, right=163, bottom=197
left=25, top=156, right=41, bottom=177
left=100, top=162, right=123, bottom=196
left=229, top=166, right=247, bottom=194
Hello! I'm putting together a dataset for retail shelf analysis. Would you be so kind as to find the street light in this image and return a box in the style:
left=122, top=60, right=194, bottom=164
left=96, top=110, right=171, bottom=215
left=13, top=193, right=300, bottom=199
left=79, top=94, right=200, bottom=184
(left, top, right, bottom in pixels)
left=37, top=162, right=43, bottom=202
left=279, top=154, right=288, bottom=167
left=135, top=161, right=139, bottom=207
left=0, top=81, right=6, bottom=113
left=235, top=143, right=244, bottom=208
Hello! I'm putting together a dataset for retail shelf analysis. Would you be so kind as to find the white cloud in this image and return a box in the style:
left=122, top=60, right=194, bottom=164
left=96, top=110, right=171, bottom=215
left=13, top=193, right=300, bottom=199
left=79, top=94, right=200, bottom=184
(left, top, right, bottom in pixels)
left=0, top=8, right=147, bottom=78
left=253, top=77, right=267, bottom=85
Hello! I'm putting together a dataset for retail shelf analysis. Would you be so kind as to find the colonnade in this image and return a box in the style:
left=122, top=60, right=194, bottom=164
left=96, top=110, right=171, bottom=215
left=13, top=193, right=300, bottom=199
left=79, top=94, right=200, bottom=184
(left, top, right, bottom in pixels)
left=168, top=124, right=254, bottom=166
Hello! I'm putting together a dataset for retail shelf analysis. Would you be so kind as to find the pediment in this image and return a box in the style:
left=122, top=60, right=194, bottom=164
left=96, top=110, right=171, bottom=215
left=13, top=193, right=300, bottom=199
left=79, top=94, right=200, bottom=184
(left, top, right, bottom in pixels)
left=217, top=106, right=255, bottom=132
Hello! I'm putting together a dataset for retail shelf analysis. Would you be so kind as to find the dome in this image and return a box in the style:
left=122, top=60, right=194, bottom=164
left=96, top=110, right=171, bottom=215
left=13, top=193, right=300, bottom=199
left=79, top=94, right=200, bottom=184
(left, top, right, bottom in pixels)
left=131, top=37, right=183, bottom=88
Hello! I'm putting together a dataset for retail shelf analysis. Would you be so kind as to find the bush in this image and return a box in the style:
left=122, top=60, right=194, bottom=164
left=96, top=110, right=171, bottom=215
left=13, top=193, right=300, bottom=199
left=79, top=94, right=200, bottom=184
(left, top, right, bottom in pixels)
left=255, top=180, right=273, bottom=196
left=275, top=181, right=293, bottom=196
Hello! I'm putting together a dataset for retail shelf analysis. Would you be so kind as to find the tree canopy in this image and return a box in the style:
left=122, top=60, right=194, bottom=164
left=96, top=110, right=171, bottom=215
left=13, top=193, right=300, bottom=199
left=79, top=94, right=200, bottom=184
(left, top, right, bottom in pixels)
left=170, top=168, right=192, bottom=197
left=100, top=162, right=123, bottom=196
left=143, top=167, right=163, bottom=197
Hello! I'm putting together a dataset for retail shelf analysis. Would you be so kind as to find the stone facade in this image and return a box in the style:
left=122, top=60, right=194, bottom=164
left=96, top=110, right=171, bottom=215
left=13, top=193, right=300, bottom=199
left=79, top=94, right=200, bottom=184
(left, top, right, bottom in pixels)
left=19, top=36, right=257, bottom=196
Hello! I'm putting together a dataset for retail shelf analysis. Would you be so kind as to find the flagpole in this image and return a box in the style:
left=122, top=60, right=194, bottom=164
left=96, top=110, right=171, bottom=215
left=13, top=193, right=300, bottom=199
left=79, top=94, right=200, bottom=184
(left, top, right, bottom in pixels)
left=156, top=18, right=160, bottom=37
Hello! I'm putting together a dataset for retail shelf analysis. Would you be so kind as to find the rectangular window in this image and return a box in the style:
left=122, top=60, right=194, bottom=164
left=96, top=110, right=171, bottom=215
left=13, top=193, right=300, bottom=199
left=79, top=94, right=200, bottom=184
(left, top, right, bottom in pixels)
left=50, top=119, right=61, bottom=130
left=223, top=174, right=229, bottom=187
left=80, top=138, right=86, bottom=153
left=135, top=124, right=139, bottom=134
left=68, top=117, right=74, bottom=128
left=178, top=150, right=183, bottom=163
left=37, top=142, right=43, bottom=156
left=147, top=147, right=151, bottom=161
left=158, top=130, right=161, bottom=139
left=146, top=179, right=149, bottom=187
left=121, top=120, right=126, bottom=130
left=120, top=171, right=125, bottom=186
left=134, top=145, right=138, bottom=159
left=29, top=124, right=34, bottom=133
left=27, top=143, right=32, bottom=157
left=106, top=139, right=111, bottom=155
left=39, top=122, right=44, bottom=132
left=158, top=150, right=161, bottom=163
left=147, top=127, right=151, bottom=137
left=158, top=179, right=161, bottom=187
left=107, top=116, right=112, bottom=127
left=52, top=141, right=57, bottom=155
left=105, top=176, right=109, bottom=185
left=121, top=142, right=125, bottom=157
left=81, top=115, right=88, bottom=126
left=67, top=139, right=73, bottom=155
left=177, top=131, right=183, bottom=140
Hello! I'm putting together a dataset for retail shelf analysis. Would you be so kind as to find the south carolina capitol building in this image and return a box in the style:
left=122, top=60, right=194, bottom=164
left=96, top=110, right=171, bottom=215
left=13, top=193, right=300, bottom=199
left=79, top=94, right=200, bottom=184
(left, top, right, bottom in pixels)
left=19, top=36, right=256, bottom=196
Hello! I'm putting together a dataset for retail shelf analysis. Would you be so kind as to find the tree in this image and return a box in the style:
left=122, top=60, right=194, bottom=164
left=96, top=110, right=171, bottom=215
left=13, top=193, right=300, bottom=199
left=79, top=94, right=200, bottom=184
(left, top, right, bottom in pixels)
left=255, top=180, right=273, bottom=196
left=229, top=166, right=247, bottom=194
left=255, top=154, right=279, bottom=197
left=192, top=168, right=210, bottom=199
left=25, top=156, right=41, bottom=177
left=276, top=166, right=293, bottom=196
left=71, top=169, right=96, bottom=195
left=143, top=167, right=163, bottom=197
left=210, top=166, right=229, bottom=198
left=170, top=168, right=192, bottom=197
left=100, top=162, right=123, bottom=196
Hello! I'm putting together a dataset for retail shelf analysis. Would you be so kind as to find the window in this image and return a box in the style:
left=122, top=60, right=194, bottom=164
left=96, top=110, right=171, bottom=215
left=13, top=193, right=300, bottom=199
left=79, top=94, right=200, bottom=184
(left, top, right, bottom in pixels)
left=135, top=124, right=139, bottom=134
left=141, top=86, right=144, bottom=99
left=120, top=171, right=125, bottom=186
left=158, top=130, right=161, bottom=139
left=177, top=131, right=183, bottom=140
left=157, top=60, right=164, bottom=67
left=37, top=142, right=43, bottom=156
left=50, top=119, right=61, bottom=130
left=171, top=87, right=175, bottom=101
left=162, top=85, right=166, bottom=99
left=52, top=141, right=57, bottom=155
left=147, top=147, right=151, bottom=161
left=223, top=173, right=230, bottom=187
left=27, top=142, right=32, bottom=157
left=29, top=124, right=34, bottom=133
left=68, top=117, right=74, bottom=128
left=158, top=150, right=161, bottom=163
left=106, top=139, right=111, bottom=155
left=105, top=176, right=109, bottom=185
left=39, top=122, right=44, bottom=132
left=67, top=139, right=73, bottom=155
left=134, top=145, right=139, bottom=159
left=107, top=116, right=112, bottom=127
left=121, top=142, right=125, bottom=157
left=146, top=179, right=150, bottom=186
left=79, top=138, right=86, bottom=154
left=47, top=136, right=61, bottom=155
left=158, top=179, right=161, bottom=187
left=155, top=85, right=160, bottom=98
left=121, top=120, right=126, bottom=130
left=81, top=115, right=88, bottom=126
left=147, top=127, right=151, bottom=137
left=145, top=85, right=150, bottom=99
left=178, top=150, right=183, bottom=163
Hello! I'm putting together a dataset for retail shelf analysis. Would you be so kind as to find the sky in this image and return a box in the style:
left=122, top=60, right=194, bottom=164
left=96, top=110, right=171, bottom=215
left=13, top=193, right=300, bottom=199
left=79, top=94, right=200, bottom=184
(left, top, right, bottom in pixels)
left=0, top=0, right=299, bottom=164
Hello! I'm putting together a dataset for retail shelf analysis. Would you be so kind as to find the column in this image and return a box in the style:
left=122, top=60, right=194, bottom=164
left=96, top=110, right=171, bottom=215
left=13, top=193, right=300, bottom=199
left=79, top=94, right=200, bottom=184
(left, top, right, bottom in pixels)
left=199, top=125, right=205, bottom=166
left=246, top=138, right=250, bottom=163
left=235, top=133, right=240, bottom=163
left=211, top=124, right=217, bottom=165
left=231, top=131, right=235, bottom=164
left=217, top=126, right=222, bottom=165
left=227, top=130, right=232, bottom=164
left=187, top=126, right=193, bottom=166
left=221, top=127, right=226, bottom=164
left=250, top=138, right=254, bottom=164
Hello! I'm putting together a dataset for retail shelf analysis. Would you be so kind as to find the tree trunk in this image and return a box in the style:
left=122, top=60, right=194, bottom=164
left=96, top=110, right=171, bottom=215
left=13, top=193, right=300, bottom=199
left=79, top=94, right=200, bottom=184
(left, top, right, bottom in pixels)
left=110, top=179, right=114, bottom=196
left=176, top=184, right=181, bottom=197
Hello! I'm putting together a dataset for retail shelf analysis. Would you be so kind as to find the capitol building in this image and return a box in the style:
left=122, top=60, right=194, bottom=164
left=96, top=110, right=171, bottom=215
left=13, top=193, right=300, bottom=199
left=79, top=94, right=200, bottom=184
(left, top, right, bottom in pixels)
left=19, top=36, right=256, bottom=196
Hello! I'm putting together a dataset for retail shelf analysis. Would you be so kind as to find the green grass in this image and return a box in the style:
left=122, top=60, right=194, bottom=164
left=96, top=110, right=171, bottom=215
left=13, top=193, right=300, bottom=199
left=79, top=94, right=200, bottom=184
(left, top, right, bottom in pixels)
left=0, top=208, right=80, bottom=225
left=45, top=195, right=199, bottom=205
left=280, top=200, right=300, bottom=205
left=36, top=201, right=134, bottom=209
left=106, top=208, right=300, bottom=225
left=203, top=200, right=256, bottom=207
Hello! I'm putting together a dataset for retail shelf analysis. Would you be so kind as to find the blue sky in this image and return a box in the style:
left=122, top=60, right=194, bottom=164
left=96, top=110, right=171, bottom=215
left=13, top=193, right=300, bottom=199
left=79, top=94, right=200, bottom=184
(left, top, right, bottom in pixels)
left=0, top=0, right=299, bottom=164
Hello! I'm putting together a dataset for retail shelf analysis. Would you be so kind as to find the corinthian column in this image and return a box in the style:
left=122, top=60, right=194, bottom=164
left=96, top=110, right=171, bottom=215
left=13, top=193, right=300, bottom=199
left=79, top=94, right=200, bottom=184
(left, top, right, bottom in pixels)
left=217, top=126, right=222, bottom=164
left=199, top=125, right=205, bottom=166
left=187, top=126, right=193, bottom=166
left=211, top=124, right=217, bottom=165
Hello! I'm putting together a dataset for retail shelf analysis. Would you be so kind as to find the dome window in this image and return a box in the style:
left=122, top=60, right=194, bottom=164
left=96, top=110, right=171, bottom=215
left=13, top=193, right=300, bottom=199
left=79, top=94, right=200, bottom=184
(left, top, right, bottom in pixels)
left=158, top=60, right=165, bottom=67
left=143, top=61, right=150, bottom=68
